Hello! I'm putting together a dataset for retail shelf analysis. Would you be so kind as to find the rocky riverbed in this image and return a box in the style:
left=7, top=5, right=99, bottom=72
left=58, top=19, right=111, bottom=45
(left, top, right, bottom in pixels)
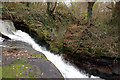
left=1, top=40, right=63, bottom=78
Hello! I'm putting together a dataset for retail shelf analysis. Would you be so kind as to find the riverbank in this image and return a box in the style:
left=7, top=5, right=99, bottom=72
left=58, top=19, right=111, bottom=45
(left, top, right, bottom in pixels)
left=63, top=53, right=120, bottom=79
left=62, top=24, right=120, bottom=79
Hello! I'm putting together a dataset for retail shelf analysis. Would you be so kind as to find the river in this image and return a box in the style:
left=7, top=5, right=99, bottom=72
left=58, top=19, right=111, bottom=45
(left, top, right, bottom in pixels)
left=0, top=20, right=102, bottom=79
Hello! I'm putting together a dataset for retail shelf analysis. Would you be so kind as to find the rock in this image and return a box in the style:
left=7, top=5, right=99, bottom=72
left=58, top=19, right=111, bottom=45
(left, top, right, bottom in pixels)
left=1, top=40, right=63, bottom=78
left=13, top=21, right=50, bottom=48
left=0, top=32, right=11, bottom=40
left=112, top=62, right=120, bottom=75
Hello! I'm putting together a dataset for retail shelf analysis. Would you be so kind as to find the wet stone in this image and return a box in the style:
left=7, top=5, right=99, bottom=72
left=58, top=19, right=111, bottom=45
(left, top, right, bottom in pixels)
left=2, top=40, right=63, bottom=78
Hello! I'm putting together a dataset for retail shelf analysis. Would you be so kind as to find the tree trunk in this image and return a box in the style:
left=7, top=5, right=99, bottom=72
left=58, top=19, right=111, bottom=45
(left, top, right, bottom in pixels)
left=46, top=2, right=57, bottom=17
left=87, top=2, right=95, bottom=27
left=113, top=2, right=120, bottom=55
left=114, top=1, right=120, bottom=27
left=26, top=2, right=30, bottom=7
left=111, top=2, right=115, bottom=18
left=47, top=2, right=50, bottom=15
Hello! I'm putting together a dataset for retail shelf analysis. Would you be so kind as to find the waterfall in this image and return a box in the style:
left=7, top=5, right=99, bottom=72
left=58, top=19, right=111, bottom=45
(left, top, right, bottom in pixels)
left=0, top=20, right=16, bottom=36
left=0, top=20, right=100, bottom=79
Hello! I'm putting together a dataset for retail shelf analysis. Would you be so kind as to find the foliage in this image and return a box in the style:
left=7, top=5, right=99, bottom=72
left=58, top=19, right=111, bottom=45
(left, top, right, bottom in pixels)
left=2, top=2, right=119, bottom=58
left=93, top=2, right=103, bottom=9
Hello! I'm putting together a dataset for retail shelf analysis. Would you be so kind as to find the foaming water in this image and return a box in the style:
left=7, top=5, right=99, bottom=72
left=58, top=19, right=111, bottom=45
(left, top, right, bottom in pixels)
left=0, top=37, right=4, bottom=42
left=6, top=30, right=99, bottom=78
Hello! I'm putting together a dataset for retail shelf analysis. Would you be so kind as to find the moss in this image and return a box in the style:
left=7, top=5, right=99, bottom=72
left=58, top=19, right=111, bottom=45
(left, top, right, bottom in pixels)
left=46, top=41, right=60, bottom=53
left=46, top=41, right=53, bottom=49
left=2, top=55, right=44, bottom=78
left=2, top=52, right=48, bottom=77
left=55, top=41, right=63, bottom=48
left=29, top=53, right=48, bottom=60
left=51, top=48, right=59, bottom=53
left=2, top=60, right=31, bottom=78
left=31, top=65, right=42, bottom=77
left=93, top=2, right=103, bottom=9
left=37, top=31, right=43, bottom=39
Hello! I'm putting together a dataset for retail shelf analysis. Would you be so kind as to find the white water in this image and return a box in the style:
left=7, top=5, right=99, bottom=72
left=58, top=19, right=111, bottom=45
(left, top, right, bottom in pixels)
left=0, top=20, right=16, bottom=35
left=0, top=37, right=4, bottom=42
left=0, top=20, right=100, bottom=79
left=7, top=30, right=87, bottom=78
left=6, top=30, right=100, bottom=78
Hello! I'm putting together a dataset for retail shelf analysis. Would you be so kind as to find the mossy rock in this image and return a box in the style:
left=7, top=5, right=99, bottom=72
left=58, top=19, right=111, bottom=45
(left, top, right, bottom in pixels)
left=2, top=59, right=32, bottom=78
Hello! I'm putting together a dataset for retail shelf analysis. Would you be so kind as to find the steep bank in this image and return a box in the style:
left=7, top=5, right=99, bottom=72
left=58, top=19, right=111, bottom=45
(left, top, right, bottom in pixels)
left=63, top=53, right=120, bottom=79
left=62, top=24, right=120, bottom=79
left=13, top=21, right=50, bottom=49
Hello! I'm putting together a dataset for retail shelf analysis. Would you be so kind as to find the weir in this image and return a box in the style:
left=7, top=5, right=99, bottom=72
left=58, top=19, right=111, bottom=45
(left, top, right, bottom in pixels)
left=0, top=20, right=100, bottom=79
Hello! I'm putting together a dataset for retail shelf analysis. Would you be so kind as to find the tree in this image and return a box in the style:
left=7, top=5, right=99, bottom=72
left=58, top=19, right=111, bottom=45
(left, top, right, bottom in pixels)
left=26, top=2, right=30, bottom=7
left=113, top=1, right=120, bottom=27
left=87, top=2, right=95, bottom=26
left=46, top=2, right=57, bottom=19
left=106, top=2, right=115, bottom=18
